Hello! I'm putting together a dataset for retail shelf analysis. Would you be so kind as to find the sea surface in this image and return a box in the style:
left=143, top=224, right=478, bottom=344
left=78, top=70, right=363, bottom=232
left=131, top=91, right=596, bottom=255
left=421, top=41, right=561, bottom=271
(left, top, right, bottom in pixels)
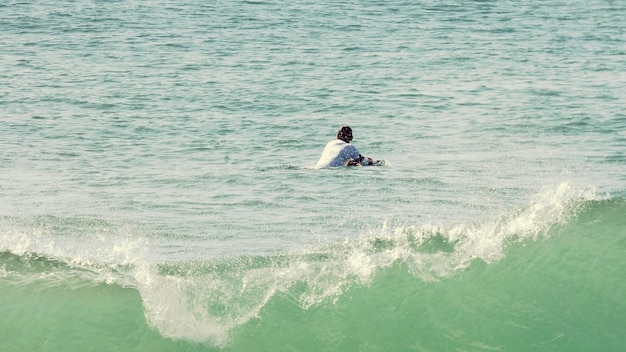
left=1, top=0, right=625, bottom=351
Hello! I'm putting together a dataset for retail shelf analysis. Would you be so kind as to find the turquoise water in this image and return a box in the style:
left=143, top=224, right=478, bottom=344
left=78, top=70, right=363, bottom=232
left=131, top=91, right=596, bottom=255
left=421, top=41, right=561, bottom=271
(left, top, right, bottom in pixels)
left=1, top=0, right=625, bottom=351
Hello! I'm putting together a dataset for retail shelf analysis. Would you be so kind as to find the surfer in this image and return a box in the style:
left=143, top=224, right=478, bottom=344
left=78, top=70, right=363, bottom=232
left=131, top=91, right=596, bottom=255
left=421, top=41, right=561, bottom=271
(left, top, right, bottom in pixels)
left=315, top=126, right=378, bottom=168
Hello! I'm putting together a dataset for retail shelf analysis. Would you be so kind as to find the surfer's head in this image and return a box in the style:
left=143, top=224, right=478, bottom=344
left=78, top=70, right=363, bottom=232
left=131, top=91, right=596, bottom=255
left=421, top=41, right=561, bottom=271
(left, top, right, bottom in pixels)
left=337, top=125, right=353, bottom=143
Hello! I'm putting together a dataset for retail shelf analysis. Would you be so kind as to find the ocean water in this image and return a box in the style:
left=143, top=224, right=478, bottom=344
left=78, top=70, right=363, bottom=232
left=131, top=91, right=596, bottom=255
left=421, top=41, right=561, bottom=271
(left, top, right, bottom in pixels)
left=1, top=0, right=625, bottom=351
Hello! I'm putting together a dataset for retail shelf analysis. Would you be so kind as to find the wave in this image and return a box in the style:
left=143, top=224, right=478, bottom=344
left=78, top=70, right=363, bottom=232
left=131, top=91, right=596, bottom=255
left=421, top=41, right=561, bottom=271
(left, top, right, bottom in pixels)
left=1, top=182, right=622, bottom=349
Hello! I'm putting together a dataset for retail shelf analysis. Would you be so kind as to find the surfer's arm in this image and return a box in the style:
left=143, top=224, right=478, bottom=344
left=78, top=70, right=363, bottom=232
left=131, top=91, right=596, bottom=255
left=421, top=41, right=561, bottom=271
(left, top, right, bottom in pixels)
left=356, top=155, right=375, bottom=166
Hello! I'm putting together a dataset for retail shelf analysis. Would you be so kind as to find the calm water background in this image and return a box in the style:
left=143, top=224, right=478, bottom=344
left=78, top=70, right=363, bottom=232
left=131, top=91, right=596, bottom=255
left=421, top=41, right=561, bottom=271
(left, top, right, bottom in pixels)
left=1, top=0, right=625, bottom=350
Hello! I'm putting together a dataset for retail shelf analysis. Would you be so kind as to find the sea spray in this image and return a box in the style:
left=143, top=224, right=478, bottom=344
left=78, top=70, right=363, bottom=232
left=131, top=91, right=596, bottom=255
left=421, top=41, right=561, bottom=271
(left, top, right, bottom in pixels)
left=128, top=182, right=598, bottom=344
left=0, top=183, right=611, bottom=348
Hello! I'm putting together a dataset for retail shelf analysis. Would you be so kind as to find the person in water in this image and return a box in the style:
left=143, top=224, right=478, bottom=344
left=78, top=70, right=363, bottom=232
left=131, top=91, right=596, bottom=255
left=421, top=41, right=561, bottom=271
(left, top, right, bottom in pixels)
left=315, top=126, right=376, bottom=168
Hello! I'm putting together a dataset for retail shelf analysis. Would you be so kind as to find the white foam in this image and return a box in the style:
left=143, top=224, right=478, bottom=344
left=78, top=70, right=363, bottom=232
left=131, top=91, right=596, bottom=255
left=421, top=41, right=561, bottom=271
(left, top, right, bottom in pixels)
left=124, top=182, right=599, bottom=345
left=0, top=182, right=597, bottom=346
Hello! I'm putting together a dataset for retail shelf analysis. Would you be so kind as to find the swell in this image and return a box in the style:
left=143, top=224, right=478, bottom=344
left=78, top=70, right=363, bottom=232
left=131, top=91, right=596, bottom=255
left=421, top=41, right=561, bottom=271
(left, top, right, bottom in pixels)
left=225, top=197, right=626, bottom=351
left=3, top=183, right=618, bottom=349
left=2, top=194, right=623, bottom=351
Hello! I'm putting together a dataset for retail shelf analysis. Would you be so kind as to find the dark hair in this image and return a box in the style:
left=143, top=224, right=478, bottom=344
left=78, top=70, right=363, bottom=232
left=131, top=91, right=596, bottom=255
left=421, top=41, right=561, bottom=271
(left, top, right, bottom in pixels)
left=337, top=126, right=353, bottom=142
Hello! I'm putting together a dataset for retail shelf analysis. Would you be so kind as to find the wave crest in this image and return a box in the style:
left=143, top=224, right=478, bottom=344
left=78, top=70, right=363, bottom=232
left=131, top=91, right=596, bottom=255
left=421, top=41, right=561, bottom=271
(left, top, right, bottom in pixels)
left=0, top=182, right=601, bottom=346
